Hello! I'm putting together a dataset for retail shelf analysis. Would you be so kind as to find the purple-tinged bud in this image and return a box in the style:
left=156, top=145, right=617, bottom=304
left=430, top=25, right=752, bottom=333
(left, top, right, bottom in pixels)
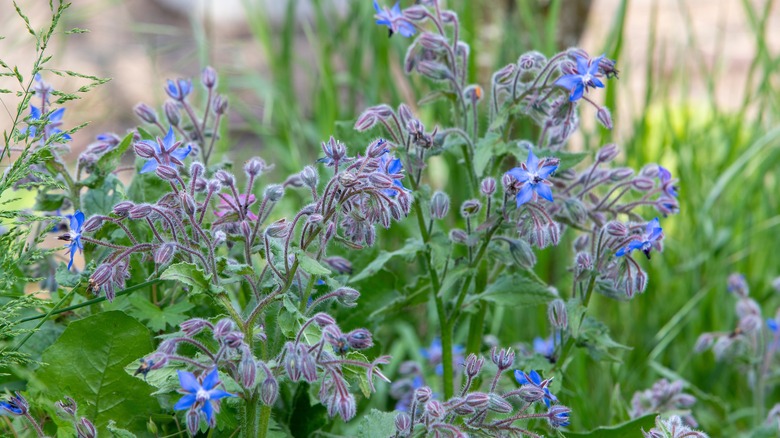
left=640, top=164, right=660, bottom=178
left=365, top=226, right=377, bottom=247
left=418, top=33, right=449, bottom=52
left=509, top=239, right=536, bottom=269
left=186, top=408, right=199, bottom=436
left=265, top=218, right=290, bottom=238
left=223, top=331, right=245, bottom=349
left=631, top=177, right=655, bottom=192
left=736, top=297, right=761, bottom=318
left=214, top=318, right=234, bottom=338
left=346, top=328, right=373, bottom=350
left=416, top=60, right=452, bottom=81
left=415, top=386, right=433, bottom=404
left=548, top=298, right=568, bottom=330
left=450, top=397, right=473, bottom=415
left=605, top=221, right=628, bottom=237
left=727, top=273, right=749, bottom=298
left=201, top=66, right=217, bottom=89
left=212, top=94, right=229, bottom=115
left=368, top=172, right=395, bottom=189
left=596, top=106, right=613, bottom=130
left=244, top=157, right=267, bottom=178
left=395, top=412, right=411, bottom=435
left=324, top=222, right=336, bottom=242
left=82, top=215, right=104, bottom=233
left=155, top=165, right=179, bottom=181
left=213, top=230, right=226, bottom=246
left=134, top=103, right=158, bottom=124
left=694, top=333, right=715, bottom=352
left=610, top=168, right=634, bottom=181
left=465, top=392, right=490, bottom=410
left=264, top=184, right=284, bottom=202
left=154, top=242, right=176, bottom=266
left=397, top=191, right=412, bottom=215
left=599, top=57, right=619, bottom=78
left=163, top=101, right=181, bottom=126
left=338, top=172, right=359, bottom=188
left=501, top=173, right=515, bottom=191
left=240, top=221, right=252, bottom=240
left=180, top=318, right=210, bottom=336
left=441, top=10, right=458, bottom=23
left=480, top=177, right=497, bottom=196
left=128, top=204, right=152, bottom=219
left=354, top=111, right=378, bottom=132
left=596, top=143, right=620, bottom=163
left=323, top=256, right=352, bottom=275
left=239, top=355, right=257, bottom=389
left=430, top=191, right=450, bottom=219
left=425, top=400, right=445, bottom=420
left=55, top=396, right=78, bottom=419
left=205, top=180, right=221, bottom=194
left=335, top=287, right=361, bottom=307
left=464, top=85, right=484, bottom=103
left=134, top=141, right=157, bottom=159
left=301, top=166, right=318, bottom=188
left=449, top=229, right=468, bottom=244
left=488, top=393, right=513, bottom=413
left=76, top=417, right=97, bottom=438
left=158, top=339, right=177, bottom=355
left=188, top=161, right=204, bottom=178
left=193, top=177, right=207, bottom=192
left=575, top=251, right=592, bottom=276
left=547, top=405, right=571, bottom=428
left=261, top=375, right=279, bottom=406
left=366, top=138, right=389, bottom=158
left=460, top=199, right=482, bottom=218
left=490, top=347, right=515, bottom=370
left=402, top=4, right=426, bottom=20
left=215, top=170, right=235, bottom=187
left=312, top=313, right=336, bottom=327
left=298, top=344, right=318, bottom=383
left=518, top=51, right=547, bottom=70
left=397, top=104, right=414, bottom=127
left=493, top=63, right=516, bottom=85
left=180, top=193, right=197, bottom=217
left=283, top=343, right=302, bottom=382
left=464, top=353, right=484, bottom=377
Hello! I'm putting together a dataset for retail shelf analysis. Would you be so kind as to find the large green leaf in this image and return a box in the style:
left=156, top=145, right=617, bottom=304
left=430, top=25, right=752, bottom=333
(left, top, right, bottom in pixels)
left=565, top=414, right=657, bottom=437
left=295, top=249, right=331, bottom=276
left=160, top=262, right=213, bottom=294
left=37, top=311, right=157, bottom=434
left=465, top=274, right=556, bottom=307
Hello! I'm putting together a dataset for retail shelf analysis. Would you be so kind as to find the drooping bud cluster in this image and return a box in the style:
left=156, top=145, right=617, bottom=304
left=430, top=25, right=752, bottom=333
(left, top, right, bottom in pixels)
left=631, top=379, right=698, bottom=427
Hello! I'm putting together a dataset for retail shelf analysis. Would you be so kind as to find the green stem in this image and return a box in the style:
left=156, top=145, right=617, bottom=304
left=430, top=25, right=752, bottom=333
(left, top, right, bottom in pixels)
left=553, top=274, right=597, bottom=372
left=14, top=289, right=74, bottom=351
left=242, top=393, right=261, bottom=438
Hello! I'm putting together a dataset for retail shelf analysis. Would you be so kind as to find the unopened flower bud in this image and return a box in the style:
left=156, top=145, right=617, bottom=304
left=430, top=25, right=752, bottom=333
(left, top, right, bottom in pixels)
left=335, top=287, right=361, bottom=307
left=206, top=179, right=221, bottom=193
left=155, top=165, right=179, bottom=181
left=596, top=143, right=619, bottom=162
left=605, top=221, right=628, bottom=237
left=610, top=168, right=634, bottom=181
left=261, top=375, right=278, bottom=406
left=369, top=172, right=394, bottom=188
left=449, top=228, right=468, bottom=244
left=480, top=177, right=497, bottom=196
left=563, top=198, right=588, bottom=224
left=366, top=138, right=388, bottom=158
left=488, top=393, right=513, bottom=413
left=212, top=94, right=229, bottom=115
left=134, top=103, right=158, bottom=124
left=430, top=191, right=450, bottom=219
left=55, top=396, right=78, bottom=419
left=154, top=242, right=176, bottom=265
left=464, top=353, right=484, bottom=377
left=201, top=66, right=217, bottom=89
left=214, top=318, right=234, bottom=338
left=215, top=170, right=235, bottom=187
left=425, top=400, right=445, bottom=419
left=265, top=219, right=289, bottom=238
left=464, top=84, right=484, bottom=102
left=460, top=199, right=482, bottom=217
left=575, top=252, right=592, bottom=275
left=509, top=239, right=536, bottom=269
left=547, top=299, right=568, bottom=330
left=163, top=101, right=180, bottom=127
left=213, top=230, right=226, bottom=246
left=158, top=339, right=177, bottom=355
left=189, top=161, right=204, bottom=178
left=186, top=408, right=199, bottom=436
left=465, top=392, right=490, bottom=410
left=490, top=347, right=515, bottom=370
left=180, top=318, right=210, bottom=336
left=727, top=273, right=749, bottom=298
left=694, top=333, right=715, bottom=352
left=395, top=412, right=411, bottom=434
left=346, top=328, right=373, bottom=350
left=134, top=141, right=157, bottom=159
left=193, top=177, right=207, bottom=192
left=264, top=184, right=284, bottom=202
left=128, top=204, right=152, bottom=219
left=547, top=405, right=572, bottom=428
left=312, top=313, right=336, bottom=327
left=76, top=417, right=97, bottom=438
left=416, top=60, right=451, bottom=81
left=180, top=193, right=197, bottom=216
left=244, top=158, right=267, bottom=178
left=301, top=166, right=318, bottom=188
left=415, top=386, right=432, bottom=403
left=239, top=355, right=257, bottom=389
left=631, top=177, right=654, bottom=191
left=493, top=63, right=516, bottom=84
left=82, top=216, right=104, bottom=233
left=355, top=110, right=378, bottom=132
left=323, top=256, right=352, bottom=274
left=596, top=106, right=613, bottom=130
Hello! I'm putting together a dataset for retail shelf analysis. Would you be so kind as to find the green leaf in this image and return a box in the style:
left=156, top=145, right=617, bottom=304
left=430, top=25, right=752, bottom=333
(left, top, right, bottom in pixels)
left=576, top=316, right=631, bottom=362
left=34, top=192, right=66, bottom=211
left=350, top=239, right=425, bottom=283
left=82, top=174, right=125, bottom=217
left=160, top=262, right=212, bottom=294
left=106, top=420, right=137, bottom=438
left=466, top=274, right=556, bottom=307
left=565, top=414, right=657, bottom=437
left=295, top=249, right=331, bottom=276
left=127, top=295, right=194, bottom=332
left=473, top=132, right=507, bottom=177
left=37, top=311, right=157, bottom=434
left=80, top=133, right=133, bottom=189
left=355, top=409, right=397, bottom=438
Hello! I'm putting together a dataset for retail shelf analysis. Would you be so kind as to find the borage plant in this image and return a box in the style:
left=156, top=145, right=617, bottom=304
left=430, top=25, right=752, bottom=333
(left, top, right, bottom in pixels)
left=0, top=0, right=697, bottom=436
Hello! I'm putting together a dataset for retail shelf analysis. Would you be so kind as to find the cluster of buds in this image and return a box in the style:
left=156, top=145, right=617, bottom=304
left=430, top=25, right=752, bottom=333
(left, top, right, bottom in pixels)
left=392, top=347, right=571, bottom=437
left=643, top=415, right=709, bottom=438
left=54, top=396, right=97, bottom=438
left=631, top=379, right=698, bottom=427
left=279, top=313, right=390, bottom=421
left=77, top=132, right=124, bottom=176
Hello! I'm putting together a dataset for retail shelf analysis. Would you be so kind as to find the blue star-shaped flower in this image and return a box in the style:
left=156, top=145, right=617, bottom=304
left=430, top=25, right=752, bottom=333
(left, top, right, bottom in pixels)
left=373, top=1, right=415, bottom=38
left=174, top=368, right=235, bottom=432
left=658, top=166, right=678, bottom=198
left=514, top=369, right=558, bottom=407
left=0, top=393, right=26, bottom=416
left=506, top=149, right=558, bottom=207
left=554, top=55, right=605, bottom=102
left=165, top=79, right=193, bottom=101
left=58, top=211, right=84, bottom=270
left=23, top=106, right=72, bottom=141
left=616, top=218, right=663, bottom=259
left=139, top=127, right=192, bottom=174
left=380, top=151, right=407, bottom=197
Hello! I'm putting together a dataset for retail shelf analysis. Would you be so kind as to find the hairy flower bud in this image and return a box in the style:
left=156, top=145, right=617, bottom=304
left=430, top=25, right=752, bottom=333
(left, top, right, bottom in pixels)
left=213, top=94, right=229, bottom=115
left=548, top=299, right=568, bottom=330
left=346, top=328, right=373, bottom=350
left=610, top=168, right=634, bottom=181
left=509, top=239, right=536, bottom=269
left=244, top=157, right=267, bottom=177
left=323, top=256, right=352, bottom=274
left=369, top=172, right=394, bottom=188
left=301, top=165, right=318, bottom=189
left=366, top=138, right=388, bottom=158
left=265, top=219, right=290, bottom=238
left=180, top=318, right=210, bottom=337
left=480, top=177, right=497, bottom=196
left=76, top=417, right=97, bottom=438
left=186, top=408, right=199, bottom=436
left=548, top=405, right=571, bottom=428
left=727, top=273, right=749, bottom=298
left=239, top=355, right=257, bottom=389
left=335, top=287, right=361, bottom=307
left=465, top=392, right=490, bottom=410
left=395, top=412, right=411, bottom=435
left=224, top=332, right=246, bottom=349
left=460, top=199, right=482, bottom=217
left=596, top=143, right=620, bottom=163
left=464, top=84, right=484, bottom=103
left=155, top=165, right=179, bottom=181
left=264, top=184, right=284, bottom=202
left=214, top=318, right=234, bottom=339
left=415, top=386, right=432, bottom=404
left=128, top=204, right=152, bottom=219
left=82, top=215, right=104, bottom=233
left=163, top=101, right=181, bottom=126
left=261, top=375, right=279, bottom=406
left=154, top=242, right=176, bottom=265
left=464, top=353, right=484, bottom=377
left=430, top=191, right=450, bottom=219
left=488, top=393, right=513, bottom=413
left=201, top=66, right=217, bottom=89
left=215, top=170, right=235, bottom=187
left=133, top=141, right=157, bottom=159
left=631, top=177, right=655, bottom=191
left=490, top=347, right=515, bottom=370
left=596, top=106, right=613, bottom=130
left=134, top=103, right=158, bottom=124
left=425, top=400, right=445, bottom=419
left=449, top=228, right=468, bottom=244
left=605, top=221, right=628, bottom=237
left=312, top=313, right=336, bottom=327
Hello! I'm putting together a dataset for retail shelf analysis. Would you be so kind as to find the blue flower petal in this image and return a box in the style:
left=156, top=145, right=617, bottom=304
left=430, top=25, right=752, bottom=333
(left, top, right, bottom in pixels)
left=538, top=163, right=558, bottom=179
left=516, top=184, right=534, bottom=206
left=140, top=159, right=159, bottom=174
left=30, top=106, right=41, bottom=120
left=173, top=393, right=197, bottom=411
left=575, top=56, right=589, bottom=75
left=201, top=399, right=214, bottom=424
left=514, top=370, right=527, bottom=385
left=554, top=74, right=581, bottom=91
left=207, top=389, right=234, bottom=400
left=50, top=108, right=65, bottom=122
left=202, top=368, right=220, bottom=390
left=178, top=370, right=201, bottom=393
left=569, top=84, right=585, bottom=102
left=171, top=144, right=192, bottom=162
left=526, top=149, right=539, bottom=172
left=535, top=183, right=554, bottom=202
left=507, top=167, right=530, bottom=183
left=529, top=370, right=542, bottom=385
left=588, top=56, right=604, bottom=76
